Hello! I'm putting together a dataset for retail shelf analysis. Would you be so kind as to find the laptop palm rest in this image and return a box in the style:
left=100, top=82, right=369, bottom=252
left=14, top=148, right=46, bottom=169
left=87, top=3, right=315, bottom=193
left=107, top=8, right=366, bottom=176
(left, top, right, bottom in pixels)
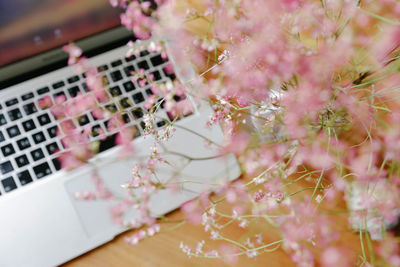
left=64, top=125, right=240, bottom=239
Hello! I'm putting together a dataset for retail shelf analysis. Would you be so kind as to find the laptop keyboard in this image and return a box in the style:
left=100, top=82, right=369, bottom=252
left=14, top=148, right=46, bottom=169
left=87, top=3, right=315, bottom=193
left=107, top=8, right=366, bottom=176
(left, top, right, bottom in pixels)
left=0, top=49, right=189, bottom=195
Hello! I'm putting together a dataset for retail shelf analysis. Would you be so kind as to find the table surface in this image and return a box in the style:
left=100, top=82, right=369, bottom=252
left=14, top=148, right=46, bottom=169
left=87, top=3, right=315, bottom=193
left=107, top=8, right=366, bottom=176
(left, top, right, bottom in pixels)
left=62, top=1, right=365, bottom=266
left=62, top=203, right=297, bottom=267
left=62, top=179, right=362, bottom=267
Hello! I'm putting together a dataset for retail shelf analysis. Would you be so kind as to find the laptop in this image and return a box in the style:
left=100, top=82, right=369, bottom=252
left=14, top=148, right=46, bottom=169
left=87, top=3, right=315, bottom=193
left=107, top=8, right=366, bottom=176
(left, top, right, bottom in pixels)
left=0, top=1, right=240, bottom=266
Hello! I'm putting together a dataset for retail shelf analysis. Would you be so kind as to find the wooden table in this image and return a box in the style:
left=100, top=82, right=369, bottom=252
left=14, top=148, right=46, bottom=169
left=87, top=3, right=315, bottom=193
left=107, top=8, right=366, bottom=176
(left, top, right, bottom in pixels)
left=62, top=200, right=297, bottom=267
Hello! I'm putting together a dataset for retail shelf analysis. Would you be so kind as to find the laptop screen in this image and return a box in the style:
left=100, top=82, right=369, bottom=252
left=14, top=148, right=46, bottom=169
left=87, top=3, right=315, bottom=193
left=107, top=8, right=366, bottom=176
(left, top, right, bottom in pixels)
left=0, top=0, right=121, bottom=68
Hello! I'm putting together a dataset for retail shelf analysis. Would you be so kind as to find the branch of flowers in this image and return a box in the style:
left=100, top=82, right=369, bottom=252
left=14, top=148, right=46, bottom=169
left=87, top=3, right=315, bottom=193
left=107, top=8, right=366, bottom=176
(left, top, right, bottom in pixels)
left=287, top=187, right=326, bottom=198
left=283, top=170, right=320, bottom=187
left=244, top=138, right=295, bottom=150
left=168, top=180, right=221, bottom=187
left=185, top=240, right=284, bottom=259
left=311, top=169, right=325, bottom=201
left=173, top=124, right=223, bottom=148
left=361, top=123, right=374, bottom=174
left=234, top=109, right=271, bottom=122
left=183, top=57, right=227, bottom=86
left=247, top=162, right=282, bottom=186
left=160, top=150, right=226, bottom=161
left=163, top=220, right=187, bottom=232
left=334, top=18, right=351, bottom=39
left=214, top=210, right=285, bottom=227
left=359, top=227, right=370, bottom=266
left=218, top=219, right=236, bottom=229
left=359, top=8, right=400, bottom=25
left=365, top=228, right=376, bottom=266
left=375, top=94, right=400, bottom=105
left=218, top=236, right=248, bottom=251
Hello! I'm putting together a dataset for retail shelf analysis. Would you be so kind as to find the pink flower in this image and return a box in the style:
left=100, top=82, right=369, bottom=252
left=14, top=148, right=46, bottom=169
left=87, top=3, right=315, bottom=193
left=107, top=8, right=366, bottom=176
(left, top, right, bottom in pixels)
left=220, top=245, right=239, bottom=265
left=37, top=96, right=53, bottom=109
left=109, top=0, right=118, bottom=7
left=63, top=43, right=82, bottom=65
left=181, top=200, right=203, bottom=225
left=282, top=0, right=302, bottom=11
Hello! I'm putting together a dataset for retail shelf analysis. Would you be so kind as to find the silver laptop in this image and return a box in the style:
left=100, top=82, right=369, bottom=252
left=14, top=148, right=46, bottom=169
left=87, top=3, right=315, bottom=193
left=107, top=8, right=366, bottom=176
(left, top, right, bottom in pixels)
left=0, top=1, right=240, bottom=266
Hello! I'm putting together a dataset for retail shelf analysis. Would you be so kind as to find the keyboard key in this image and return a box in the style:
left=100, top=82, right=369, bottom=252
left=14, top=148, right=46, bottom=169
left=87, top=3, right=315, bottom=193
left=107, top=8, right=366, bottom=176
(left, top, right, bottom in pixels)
left=110, top=70, right=123, bottom=82
left=133, top=125, right=141, bottom=137
left=120, top=98, right=132, bottom=109
left=111, top=59, right=123, bottom=67
left=2, top=177, right=17, bottom=192
left=67, top=75, right=80, bottom=83
left=137, top=60, right=149, bottom=70
left=132, top=92, right=145, bottom=104
left=91, top=125, right=101, bottom=137
left=174, top=95, right=187, bottom=102
left=102, top=75, right=110, bottom=86
left=7, top=126, right=21, bottom=138
left=98, top=134, right=117, bottom=153
left=122, top=113, right=130, bottom=123
left=47, top=126, right=58, bottom=138
left=90, top=112, right=99, bottom=121
left=78, top=115, right=89, bottom=126
left=8, top=108, right=22, bottom=121
left=150, top=70, right=162, bottom=81
left=37, top=113, right=51, bottom=126
left=140, top=121, right=146, bottom=130
left=124, top=65, right=135, bottom=76
left=157, top=97, right=165, bottom=109
left=81, top=82, right=89, bottom=92
left=97, top=65, right=109, bottom=72
left=53, top=91, right=66, bottom=101
left=22, top=119, right=36, bottom=132
left=15, top=155, right=29, bottom=168
left=0, top=131, right=4, bottom=142
left=52, top=81, right=65, bottom=89
left=136, top=78, right=148, bottom=88
left=0, top=161, right=13, bottom=174
left=146, top=88, right=154, bottom=96
left=132, top=108, right=144, bottom=119
left=21, top=92, right=34, bottom=101
left=140, top=50, right=150, bottom=57
left=105, top=104, right=118, bottom=113
left=33, top=162, right=52, bottom=179
left=109, top=86, right=122, bottom=96
left=60, top=119, right=76, bottom=134
left=31, top=148, right=45, bottom=161
left=17, top=138, right=31, bottom=150
left=123, top=81, right=135, bottom=92
left=46, top=142, right=59, bottom=155
left=163, top=68, right=176, bottom=81
left=5, top=98, right=18, bottom=107
left=156, top=120, right=166, bottom=128
left=103, top=120, right=109, bottom=130
left=1, top=144, right=15, bottom=157
left=37, top=87, right=50, bottom=95
left=32, top=132, right=45, bottom=144
left=150, top=54, right=166, bottom=66
left=17, top=170, right=33, bottom=185
left=23, top=102, right=37, bottom=115
left=52, top=158, right=61, bottom=170
left=0, top=114, right=6, bottom=125
left=125, top=55, right=136, bottom=62
left=68, top=86, right=80, bottom=97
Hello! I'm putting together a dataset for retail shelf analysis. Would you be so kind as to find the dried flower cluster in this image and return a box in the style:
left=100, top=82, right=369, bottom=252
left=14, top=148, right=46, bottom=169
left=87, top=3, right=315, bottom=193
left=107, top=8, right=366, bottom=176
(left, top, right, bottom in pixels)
left=57, top=0, right=400, bottom=266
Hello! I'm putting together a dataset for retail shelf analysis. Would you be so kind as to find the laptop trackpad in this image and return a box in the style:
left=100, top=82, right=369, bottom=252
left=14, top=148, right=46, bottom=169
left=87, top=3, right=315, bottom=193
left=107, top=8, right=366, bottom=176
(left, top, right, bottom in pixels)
left=64, top=152, right=198, bottom=239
